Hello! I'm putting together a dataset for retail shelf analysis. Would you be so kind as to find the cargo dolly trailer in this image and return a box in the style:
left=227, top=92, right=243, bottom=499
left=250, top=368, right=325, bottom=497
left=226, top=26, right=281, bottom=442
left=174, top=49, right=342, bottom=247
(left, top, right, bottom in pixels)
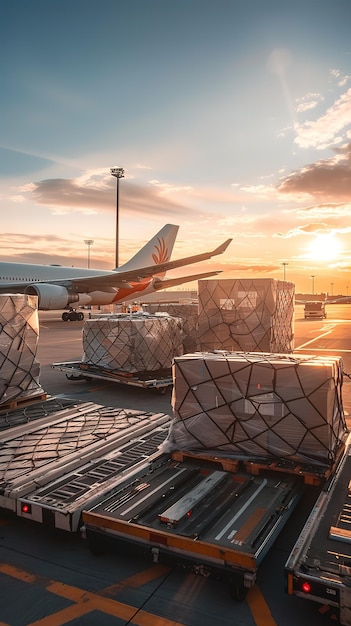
left=0, top=395, right=84, bottom=432
left=52, top=361, right=173, bottom=392
left=17, top=422, right=170, bottom=532
left=285, top=433, right=351, bottom=625
left=82, top=455, right=305, bottom=600
left=0, top=400, right=171, bottom=530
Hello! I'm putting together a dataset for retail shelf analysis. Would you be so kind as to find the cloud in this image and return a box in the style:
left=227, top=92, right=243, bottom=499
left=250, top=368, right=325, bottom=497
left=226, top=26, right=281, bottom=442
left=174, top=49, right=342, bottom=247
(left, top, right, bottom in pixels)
left=30, top=169, right=197, bottom=218
left=223, top=263, right=279, bottom=273
left=9, top=195, right=25, bottom=203
left=0, top=231, right=115, bottom=267
left=294, top=202, right=351, bottom=221
left=296, top=92, right=324, bottom=114
left=275, top=222, right=342, bottom=239
left=294, top=88, right=351, bottom=149
left=330, top=68, right=351, bottom=88
left=277, top=143, right=351, bottom=200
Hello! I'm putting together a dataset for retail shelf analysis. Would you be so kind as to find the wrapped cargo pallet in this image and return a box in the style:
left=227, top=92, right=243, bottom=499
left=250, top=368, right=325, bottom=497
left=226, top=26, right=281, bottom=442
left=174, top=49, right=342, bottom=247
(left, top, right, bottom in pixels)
left=0, top=294, right=44, bottom=405
left=142, top=303, right=198, bottom=353
left=168, top=351, right=348, bottom=467
left=82, top=312, right=183, bottom=373
left=197, top=278, right=294, bottom=353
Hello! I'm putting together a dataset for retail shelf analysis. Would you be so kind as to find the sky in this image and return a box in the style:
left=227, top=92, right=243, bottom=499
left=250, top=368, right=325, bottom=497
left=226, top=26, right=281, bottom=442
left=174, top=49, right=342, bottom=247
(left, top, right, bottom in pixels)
left=1, top=0, right=351, bottom=296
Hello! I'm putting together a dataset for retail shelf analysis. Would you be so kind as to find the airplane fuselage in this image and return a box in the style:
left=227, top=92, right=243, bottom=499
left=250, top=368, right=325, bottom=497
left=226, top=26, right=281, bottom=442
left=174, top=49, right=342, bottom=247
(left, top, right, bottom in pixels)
left=0, top=224, right=231, bottom=320
left=0, top=262, right=156, bottom=307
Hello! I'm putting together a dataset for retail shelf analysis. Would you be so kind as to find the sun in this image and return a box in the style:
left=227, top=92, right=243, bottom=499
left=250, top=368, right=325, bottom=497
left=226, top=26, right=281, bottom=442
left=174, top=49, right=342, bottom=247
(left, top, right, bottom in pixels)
left=306, top=234, right=343, bottom=261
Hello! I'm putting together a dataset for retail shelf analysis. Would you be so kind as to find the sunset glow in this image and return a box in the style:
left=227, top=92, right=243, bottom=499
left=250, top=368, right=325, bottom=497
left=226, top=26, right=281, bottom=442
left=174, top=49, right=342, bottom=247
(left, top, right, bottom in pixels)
left=305, top=234, right=344, bottom=262
left=1, top=1, right=351, bottom=295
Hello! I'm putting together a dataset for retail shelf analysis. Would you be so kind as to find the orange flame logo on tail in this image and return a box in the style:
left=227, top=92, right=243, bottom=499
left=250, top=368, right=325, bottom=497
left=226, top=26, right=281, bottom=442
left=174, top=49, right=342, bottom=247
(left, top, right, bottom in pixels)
left=152, top=237, right=169, bottom=264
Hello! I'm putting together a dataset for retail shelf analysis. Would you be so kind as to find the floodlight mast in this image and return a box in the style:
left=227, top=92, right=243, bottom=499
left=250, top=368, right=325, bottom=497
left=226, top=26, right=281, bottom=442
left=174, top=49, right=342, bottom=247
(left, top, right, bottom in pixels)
left=84, top=239, right=94, bottom=268
left=110, top=167, right=125, bottom=268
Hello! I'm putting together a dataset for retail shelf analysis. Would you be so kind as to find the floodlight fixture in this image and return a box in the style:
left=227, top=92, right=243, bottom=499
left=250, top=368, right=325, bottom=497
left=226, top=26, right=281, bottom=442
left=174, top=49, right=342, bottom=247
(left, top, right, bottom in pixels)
left=281, top=262, right=289, bottom=281
left=310, top=275, right=315, bottom=295
left=84, top=239, right=94, bottom=268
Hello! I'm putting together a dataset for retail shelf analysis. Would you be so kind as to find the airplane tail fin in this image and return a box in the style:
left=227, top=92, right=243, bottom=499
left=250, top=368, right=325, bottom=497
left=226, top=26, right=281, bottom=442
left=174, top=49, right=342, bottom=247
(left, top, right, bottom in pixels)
left=117, top=224, right=179, bottom=274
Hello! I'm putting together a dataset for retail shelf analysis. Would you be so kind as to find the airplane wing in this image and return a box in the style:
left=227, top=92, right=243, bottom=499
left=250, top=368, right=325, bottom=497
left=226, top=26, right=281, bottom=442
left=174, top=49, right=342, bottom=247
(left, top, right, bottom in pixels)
left=48, top=238, right=232, bottom=292
left=153, top=270, right=222, bottom=291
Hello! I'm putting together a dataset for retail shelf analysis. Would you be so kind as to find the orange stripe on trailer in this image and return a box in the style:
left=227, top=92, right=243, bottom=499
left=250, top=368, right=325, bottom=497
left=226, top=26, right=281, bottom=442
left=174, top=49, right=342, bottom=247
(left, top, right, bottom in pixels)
left=286, top=572, right=294, bottom=595
left=82, top=511, right=256, bottom=571
left=232, top=508, right=267, bottom=544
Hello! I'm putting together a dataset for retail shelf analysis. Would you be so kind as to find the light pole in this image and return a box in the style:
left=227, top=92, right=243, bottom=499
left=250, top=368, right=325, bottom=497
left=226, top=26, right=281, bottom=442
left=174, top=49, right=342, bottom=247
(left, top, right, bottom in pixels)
left=310, top=275, right=315, bottom=295
left=110, top=167, right=125, bottom=268
left=281, top=262, right=289, bottom=281
left=84, top=239, right=94, bottom=268
left=331, top=282, right=334, bottom=296
left=347, top=286, right=349, bottom=297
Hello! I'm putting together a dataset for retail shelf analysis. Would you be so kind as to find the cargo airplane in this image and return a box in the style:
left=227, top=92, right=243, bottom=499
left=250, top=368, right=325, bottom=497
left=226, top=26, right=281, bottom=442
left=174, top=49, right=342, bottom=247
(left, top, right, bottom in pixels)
left=0, top=224, right=232, bottom=321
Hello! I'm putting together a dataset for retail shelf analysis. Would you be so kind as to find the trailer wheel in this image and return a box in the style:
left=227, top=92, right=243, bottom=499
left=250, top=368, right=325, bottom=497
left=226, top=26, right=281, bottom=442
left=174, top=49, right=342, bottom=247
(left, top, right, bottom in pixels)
left=160, top=385, right=172, bottom=395
left=231, top=580, right=248, bottom=602
left=78, top=312, right=84, bottom=321
left=62, top=312, right=69, bottom=321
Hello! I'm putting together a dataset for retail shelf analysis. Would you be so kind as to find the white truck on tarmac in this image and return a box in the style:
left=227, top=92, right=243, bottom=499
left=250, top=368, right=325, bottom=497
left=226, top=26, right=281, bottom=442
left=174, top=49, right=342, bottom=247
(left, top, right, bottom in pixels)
left=304, top=301, right=327, bottom=319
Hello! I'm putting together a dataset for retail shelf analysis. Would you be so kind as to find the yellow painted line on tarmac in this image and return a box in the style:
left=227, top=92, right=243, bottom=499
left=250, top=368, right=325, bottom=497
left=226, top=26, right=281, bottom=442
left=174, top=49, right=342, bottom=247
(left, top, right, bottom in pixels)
left=0, top=563, right=185, bottom=626
left=129, top=612, right=186, bottom=626
left=295, top=326, right=335, bottom=351
left=29, top=582, right=136, bottom=625
left=0, top=562, right=37, bottom=583
left=246, top=584, right=278, bottom=626
left=103, top=564, right=171, bottom=594
left=29, top=602, right=94, bottom=626
left=0, top=560, right=279, bottom=626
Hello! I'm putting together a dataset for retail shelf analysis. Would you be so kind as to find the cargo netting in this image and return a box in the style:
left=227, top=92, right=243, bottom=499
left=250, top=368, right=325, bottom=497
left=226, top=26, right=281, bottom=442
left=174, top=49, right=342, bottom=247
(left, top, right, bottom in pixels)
left=142, top=303, right=198, bottom=353
left=197, top=278, right=294, bottom=353
left=0, top=405, right=159, bottom=482
left=167, top=351, right=348, bottom=467
left=82, top=313, right=183, bottom=373
left=0, top=294, right=44, bottom=405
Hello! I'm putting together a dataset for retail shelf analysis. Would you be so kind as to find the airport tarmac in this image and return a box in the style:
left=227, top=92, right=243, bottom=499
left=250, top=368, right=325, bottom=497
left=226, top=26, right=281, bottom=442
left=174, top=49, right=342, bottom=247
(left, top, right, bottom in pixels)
left=1, top=304, right=351, bottom=626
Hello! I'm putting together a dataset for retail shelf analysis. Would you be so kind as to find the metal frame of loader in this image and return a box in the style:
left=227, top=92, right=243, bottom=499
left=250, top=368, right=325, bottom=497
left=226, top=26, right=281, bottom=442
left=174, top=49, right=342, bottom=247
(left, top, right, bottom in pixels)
left=52, top=361, right=173, bottom=392
left=285, top=432, right=351, bottom=625
left=81, top=452, right=308, bottom=600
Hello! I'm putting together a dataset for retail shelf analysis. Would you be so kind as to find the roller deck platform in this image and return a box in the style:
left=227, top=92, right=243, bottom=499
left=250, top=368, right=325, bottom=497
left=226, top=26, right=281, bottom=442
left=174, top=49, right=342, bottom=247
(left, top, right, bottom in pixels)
left=285, top=433, right=351, bottom=625
left=82, top=455, right=304, bottom=598
left=52, top=361, right=173, bottom=391
left=0, top=398, right=171, bottom=531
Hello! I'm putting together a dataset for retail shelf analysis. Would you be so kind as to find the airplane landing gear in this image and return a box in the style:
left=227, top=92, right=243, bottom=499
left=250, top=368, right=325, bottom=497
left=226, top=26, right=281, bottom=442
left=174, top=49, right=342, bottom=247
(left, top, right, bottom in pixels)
left=62, top=309, right=84, bottom=322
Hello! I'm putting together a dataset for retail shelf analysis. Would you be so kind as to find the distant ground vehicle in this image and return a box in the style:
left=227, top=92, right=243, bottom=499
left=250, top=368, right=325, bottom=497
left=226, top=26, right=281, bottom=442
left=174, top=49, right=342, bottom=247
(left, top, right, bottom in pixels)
left=304, top=301, right=327, bottom=319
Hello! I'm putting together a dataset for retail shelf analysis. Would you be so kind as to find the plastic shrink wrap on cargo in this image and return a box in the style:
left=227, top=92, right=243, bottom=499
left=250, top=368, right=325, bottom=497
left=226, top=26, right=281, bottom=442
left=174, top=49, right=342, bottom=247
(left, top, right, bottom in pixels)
left=0, top=294, right=44, bottom=405
left=142, top=303, right=198, bottom=353
left=197, top=278, right=294, bottom=353
left=167, top=351, right=348, bottom=468
left=82, top=312, right=183, bottom=373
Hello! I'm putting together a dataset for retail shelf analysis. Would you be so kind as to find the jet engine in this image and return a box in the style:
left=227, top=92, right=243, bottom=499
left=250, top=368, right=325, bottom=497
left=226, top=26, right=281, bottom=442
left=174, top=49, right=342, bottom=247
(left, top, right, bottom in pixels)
left=24, top=284, right=79, bottom=310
